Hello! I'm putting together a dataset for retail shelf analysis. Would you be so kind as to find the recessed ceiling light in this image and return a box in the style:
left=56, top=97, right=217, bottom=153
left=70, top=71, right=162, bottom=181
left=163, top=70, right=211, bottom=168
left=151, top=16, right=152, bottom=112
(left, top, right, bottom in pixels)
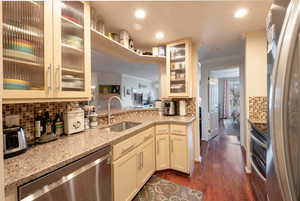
left=135, top=9, right=146, bottom=19
left=234, top=8, right=248, bottom=18
left=155, top=32, right=165, bottom=39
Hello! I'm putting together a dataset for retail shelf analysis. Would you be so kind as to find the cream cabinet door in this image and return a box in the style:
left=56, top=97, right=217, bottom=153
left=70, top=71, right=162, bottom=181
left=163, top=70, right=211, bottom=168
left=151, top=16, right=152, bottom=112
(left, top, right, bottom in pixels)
left=113, top=151, right=138, bottom=201
left=137, top=138, right=155, bottom=189
left=170, top=135, right=188, bottom=173
left=53, top=0, right=91, bottom=99
left=156, top=135, right=170, bottom=171
left=2, top=0, right=54, bottom=101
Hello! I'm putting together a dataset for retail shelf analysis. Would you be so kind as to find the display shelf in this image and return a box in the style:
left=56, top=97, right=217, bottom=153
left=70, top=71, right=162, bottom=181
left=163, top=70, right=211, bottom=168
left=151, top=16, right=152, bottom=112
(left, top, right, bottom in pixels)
left=62, top=16, right=83, bottom=29
left=62, top=43, right=84, bottom=55
left=62, top=67, right=84, bottom=74
left=91, top=28, right=166, bottom=64
left=3, top=57, right=43, bottom=68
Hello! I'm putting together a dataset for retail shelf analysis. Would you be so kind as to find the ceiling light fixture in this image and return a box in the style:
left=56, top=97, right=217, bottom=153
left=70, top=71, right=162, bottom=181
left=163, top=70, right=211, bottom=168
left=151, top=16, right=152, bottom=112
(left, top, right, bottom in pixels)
left=234, top=8, right=248, bottom=18
left=155, top=32, right=165, bottom=39
left=135, top=9, right=146, bottom=19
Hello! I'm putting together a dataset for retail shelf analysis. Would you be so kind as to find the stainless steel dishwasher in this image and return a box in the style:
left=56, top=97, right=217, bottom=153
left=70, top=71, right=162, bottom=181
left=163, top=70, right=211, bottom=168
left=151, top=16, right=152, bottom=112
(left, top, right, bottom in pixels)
left=19, top=146, right=112, bottom=201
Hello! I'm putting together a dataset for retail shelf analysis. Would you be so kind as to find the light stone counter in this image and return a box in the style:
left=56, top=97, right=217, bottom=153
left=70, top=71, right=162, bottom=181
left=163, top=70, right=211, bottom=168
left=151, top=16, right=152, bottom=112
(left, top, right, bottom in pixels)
left=4, top=115, right=195, bottom=198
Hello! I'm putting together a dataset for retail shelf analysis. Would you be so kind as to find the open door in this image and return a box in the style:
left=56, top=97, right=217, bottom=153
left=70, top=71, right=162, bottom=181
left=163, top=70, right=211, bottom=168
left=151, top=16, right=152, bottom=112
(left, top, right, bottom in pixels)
left=208, top=76, right=219, bottom=140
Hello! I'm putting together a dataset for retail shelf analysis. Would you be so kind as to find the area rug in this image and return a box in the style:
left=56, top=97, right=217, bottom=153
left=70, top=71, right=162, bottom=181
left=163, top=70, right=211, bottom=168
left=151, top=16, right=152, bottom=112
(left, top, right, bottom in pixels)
left=133, top=176, right=203, bottom=201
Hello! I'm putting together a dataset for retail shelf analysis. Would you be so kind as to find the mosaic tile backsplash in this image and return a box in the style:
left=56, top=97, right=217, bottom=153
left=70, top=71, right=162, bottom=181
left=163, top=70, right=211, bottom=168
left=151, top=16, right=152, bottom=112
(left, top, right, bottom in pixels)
left=249, top=96, right=267, bottom=122
left=2, top=103, right=70, bottom=142
left=2, top=98, right=196, bottom=142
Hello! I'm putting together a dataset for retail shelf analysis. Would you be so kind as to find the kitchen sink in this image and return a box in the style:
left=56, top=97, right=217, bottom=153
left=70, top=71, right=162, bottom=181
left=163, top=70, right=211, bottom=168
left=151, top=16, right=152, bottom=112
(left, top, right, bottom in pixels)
left=105, top=121, right=141, bottom=132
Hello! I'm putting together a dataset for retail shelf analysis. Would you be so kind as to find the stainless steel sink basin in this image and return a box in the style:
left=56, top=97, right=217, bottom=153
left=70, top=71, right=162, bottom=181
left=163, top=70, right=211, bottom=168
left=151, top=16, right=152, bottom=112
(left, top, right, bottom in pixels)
left=105, top=121, right=141, bottom=132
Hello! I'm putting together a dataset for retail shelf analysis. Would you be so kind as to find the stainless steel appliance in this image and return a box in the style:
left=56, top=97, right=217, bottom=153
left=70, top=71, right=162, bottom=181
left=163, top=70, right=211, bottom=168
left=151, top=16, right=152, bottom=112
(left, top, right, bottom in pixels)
left=163, top=100, right=176, bottom=116
left=63, top=108, right=85, bottom=135
left=19, top=146, right=112, bottom=201
left=3, top=126, right=27, bottom=158
left=267, top=0, right=300, bottom=201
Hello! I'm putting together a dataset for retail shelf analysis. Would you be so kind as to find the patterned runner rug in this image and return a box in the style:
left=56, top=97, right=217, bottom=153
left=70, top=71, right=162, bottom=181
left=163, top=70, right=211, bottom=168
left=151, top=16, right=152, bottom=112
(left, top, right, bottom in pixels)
left=133, top=176, right=203, bottom=201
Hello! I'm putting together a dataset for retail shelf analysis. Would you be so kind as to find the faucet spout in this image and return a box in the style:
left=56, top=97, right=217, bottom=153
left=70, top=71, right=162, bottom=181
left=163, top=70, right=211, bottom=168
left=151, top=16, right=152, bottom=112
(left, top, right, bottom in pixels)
left=107, top=96, right=122, bottom=126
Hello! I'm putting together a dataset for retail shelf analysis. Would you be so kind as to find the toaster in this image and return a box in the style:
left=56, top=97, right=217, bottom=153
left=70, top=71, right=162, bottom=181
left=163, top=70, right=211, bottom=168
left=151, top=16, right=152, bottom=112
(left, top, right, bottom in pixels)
left=3, top=126, right=27, bottom=158
left=63, top=108, right=85, bottom=135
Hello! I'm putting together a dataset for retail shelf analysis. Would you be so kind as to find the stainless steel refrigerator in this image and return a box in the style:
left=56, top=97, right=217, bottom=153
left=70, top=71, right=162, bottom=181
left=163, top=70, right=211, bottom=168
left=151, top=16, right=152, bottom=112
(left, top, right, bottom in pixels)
left=267, top=0, right=300, bottom=201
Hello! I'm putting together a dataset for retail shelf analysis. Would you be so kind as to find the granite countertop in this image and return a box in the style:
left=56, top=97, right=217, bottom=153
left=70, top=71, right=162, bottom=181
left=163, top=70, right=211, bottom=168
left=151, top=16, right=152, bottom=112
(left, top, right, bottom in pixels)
left=4, top=115, right=195, bottom=193
left=97, top=107, right=158, bottom=117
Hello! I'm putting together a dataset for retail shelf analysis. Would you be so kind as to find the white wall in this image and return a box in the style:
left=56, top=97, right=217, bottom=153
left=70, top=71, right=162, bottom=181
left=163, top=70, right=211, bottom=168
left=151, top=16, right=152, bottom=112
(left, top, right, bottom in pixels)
left=244, top=30, right=267, bottom=172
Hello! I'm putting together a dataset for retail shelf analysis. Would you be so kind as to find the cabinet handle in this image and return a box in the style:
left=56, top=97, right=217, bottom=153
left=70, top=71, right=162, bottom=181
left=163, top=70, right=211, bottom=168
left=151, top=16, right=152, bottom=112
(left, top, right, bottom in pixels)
left=171, top=139, right=174, bottom=153
left=139, top=152, right=143, bottom=169
left=47, top=64, right=52, bottom=90
left=141, top=152, right=143, bottom=168
left=157, top=140, right=160, bottom=154
left=56, top=65, right=60, bottom=90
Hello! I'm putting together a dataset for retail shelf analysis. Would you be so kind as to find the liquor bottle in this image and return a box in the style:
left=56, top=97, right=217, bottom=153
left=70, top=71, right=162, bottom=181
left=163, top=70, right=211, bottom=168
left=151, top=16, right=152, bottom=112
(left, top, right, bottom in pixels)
left=34, top=110, right=44, bottom=139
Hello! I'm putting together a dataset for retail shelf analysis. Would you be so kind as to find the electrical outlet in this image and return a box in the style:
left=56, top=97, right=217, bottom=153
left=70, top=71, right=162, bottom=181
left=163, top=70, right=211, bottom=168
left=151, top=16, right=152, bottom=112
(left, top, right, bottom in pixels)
left=5, top=115, right=20, bottom=127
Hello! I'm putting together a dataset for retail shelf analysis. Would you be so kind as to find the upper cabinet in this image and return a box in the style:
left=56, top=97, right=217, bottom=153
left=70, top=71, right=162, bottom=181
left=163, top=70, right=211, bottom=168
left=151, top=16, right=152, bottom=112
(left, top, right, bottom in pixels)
left=2, top=0, right=91, bottom=103
left=2, top=1, right=53, bottom=100
left=166, top=39, right=192, bottom=97
left=53, top=0, right=91, bottom=98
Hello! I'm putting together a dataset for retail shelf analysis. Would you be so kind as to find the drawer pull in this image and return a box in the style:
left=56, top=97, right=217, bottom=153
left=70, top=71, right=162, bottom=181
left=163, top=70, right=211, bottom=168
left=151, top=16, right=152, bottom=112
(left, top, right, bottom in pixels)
left=121, top=144, right=136, bottom=155
left=157, top=141, right=160, bottom=154
left=171, top=139, right=174, bottom=153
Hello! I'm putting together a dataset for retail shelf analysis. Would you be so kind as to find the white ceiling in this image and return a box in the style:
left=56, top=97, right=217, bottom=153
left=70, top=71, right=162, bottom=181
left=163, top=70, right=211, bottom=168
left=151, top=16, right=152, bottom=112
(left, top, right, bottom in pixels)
left=91, top=1, right=271, bottom=61
left=210, top=68, right=240, bottom=78
left=92, top=50, right=160, bottom=81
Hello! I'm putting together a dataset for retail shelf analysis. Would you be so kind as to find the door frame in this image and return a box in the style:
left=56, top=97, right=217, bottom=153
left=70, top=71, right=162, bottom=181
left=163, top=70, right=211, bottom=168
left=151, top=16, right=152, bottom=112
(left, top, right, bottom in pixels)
left=200, top=55, right=246, bottom=148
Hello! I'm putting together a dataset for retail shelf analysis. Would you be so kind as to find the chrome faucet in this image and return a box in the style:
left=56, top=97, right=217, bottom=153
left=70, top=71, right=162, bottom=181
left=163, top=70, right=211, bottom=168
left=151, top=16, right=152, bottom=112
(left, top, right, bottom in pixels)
left=107, top=96, right=122, bottom=125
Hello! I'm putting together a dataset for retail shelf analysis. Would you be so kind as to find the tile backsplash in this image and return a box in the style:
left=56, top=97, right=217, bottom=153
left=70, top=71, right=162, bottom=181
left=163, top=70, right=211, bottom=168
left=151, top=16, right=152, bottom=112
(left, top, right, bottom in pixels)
left=249, top=96, right=267, bottom=122
left=2, top=102, right=71, bottom=142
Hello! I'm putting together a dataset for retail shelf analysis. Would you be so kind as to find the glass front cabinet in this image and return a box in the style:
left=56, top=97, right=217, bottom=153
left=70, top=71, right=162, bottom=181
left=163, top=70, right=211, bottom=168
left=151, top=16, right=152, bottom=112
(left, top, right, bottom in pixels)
left=2, top=0, right=91, bottom=102
left=166, top=39, right=192, bottom=97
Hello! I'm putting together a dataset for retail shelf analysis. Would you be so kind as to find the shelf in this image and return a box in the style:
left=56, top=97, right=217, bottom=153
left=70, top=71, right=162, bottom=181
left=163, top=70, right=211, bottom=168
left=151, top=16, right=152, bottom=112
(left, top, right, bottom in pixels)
left=62, top=67, right=84, bottom=74
left=171, top=57, right=185, bottom=62
left=62, top=43, right=84, bottom=55
left=171, top=68, right=185, bottom=72
left=62, top=87, right=84, bottom=91
left=171, top=79, right=186, bottom=82
left=3, top=57, right=43, bottom=68
left=3, top=24, right=42, bottom=38
left=62, top=16, right=83, bottom=29
left=91, top=29, right=166, bottom=64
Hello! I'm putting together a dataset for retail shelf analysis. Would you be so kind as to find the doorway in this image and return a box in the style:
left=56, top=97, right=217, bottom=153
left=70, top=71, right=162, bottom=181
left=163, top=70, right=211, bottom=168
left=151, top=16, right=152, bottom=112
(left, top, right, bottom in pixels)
left=207, top=68, right=241, bottom=141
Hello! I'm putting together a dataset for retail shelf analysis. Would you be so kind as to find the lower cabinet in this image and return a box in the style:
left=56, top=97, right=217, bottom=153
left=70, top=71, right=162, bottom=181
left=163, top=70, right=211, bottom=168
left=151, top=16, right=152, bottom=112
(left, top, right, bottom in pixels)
left=156, top=135, right=170, bottom=170
left=113, top=128, right=155, bottom=201
left=170, top=135, right=188, bottom=173
left=113, top=150, right=138, bottom=201
left=137, top=138, right=155, bottom=189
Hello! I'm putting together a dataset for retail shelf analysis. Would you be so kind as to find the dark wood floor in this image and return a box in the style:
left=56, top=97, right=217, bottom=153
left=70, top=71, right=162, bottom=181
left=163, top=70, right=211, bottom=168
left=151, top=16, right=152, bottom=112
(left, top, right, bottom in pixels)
left=155, top=121, right=256, bottom=201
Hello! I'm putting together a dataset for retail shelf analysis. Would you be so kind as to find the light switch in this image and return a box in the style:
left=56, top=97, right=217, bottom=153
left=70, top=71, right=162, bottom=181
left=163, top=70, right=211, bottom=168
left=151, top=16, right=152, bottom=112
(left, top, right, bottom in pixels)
left=5, top=115, right=20, bottom=127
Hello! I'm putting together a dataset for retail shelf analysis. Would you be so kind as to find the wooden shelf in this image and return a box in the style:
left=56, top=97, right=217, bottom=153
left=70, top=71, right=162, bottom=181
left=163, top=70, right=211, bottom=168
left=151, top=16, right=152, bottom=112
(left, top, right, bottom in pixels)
left=91, top=29, right=166, bottom=64
left=62, top=43, right=84, bottom=55
left=62, top=16, right=83, bottom=29
left=62, top=67, right=84, bottom=74
left=3, top=57, right=43, bottom=68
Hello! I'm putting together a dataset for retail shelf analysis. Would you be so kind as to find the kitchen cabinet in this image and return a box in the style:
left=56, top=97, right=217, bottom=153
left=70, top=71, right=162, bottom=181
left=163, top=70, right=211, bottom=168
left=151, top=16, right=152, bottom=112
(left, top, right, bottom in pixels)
left=170, top=135, right=188, bottom=173
left=1, top=0, right=91, bottom=103
left=137, top=137, right=155, bottom=189
left=113, top=150, right=138, bottom=201
left=166, top=39, right=192, bottom=97
left=113, top=127, right=155, bottom=201
left=156, top=135, right=170, bottom=170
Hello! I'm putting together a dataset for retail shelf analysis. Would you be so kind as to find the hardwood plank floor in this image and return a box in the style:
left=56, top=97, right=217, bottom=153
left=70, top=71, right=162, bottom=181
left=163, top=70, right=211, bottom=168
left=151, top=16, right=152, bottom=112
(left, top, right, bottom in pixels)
left=155, top=122, right=256, bottom=201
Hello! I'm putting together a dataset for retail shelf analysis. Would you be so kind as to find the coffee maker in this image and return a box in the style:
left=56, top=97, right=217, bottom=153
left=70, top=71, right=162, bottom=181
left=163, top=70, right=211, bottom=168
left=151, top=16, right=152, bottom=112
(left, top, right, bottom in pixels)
left=163, top=100, right=177, bottom=116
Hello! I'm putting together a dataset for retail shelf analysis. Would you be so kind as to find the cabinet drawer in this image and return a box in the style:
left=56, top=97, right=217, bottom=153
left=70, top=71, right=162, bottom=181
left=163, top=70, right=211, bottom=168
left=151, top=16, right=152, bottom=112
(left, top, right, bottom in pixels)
left=113, top=134, right=142, bottom=160
left=141, top=127, right=155, bottom=142
left=156, top=124, right=169, bottom=135
left=170, top=124, right=186, bottom=135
